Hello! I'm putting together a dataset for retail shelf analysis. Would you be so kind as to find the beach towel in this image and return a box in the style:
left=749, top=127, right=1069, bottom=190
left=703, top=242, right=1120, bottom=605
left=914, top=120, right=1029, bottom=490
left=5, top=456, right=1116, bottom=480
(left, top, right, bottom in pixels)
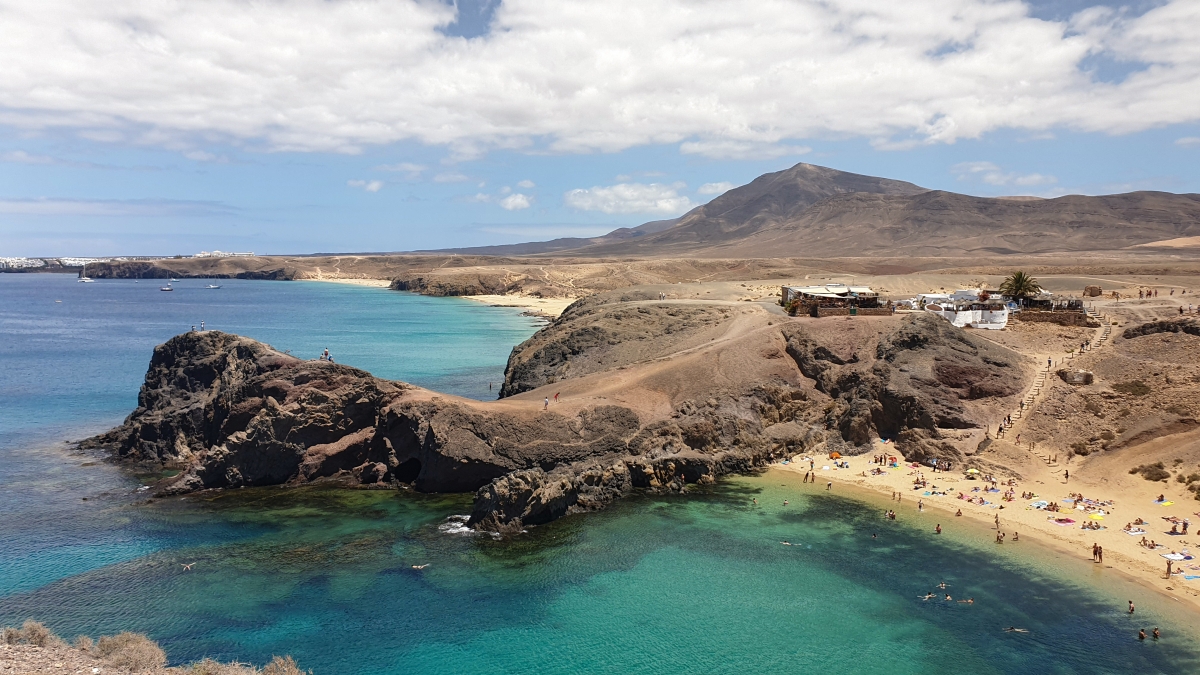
left=1161, top=501, right=1174, bottom=506
left=1051, top=518, right=1075, bottom=526
left=1125, top=529, right=1147, bottom=535
left=1185, top=575, right=1200, bottom=580
left=1089, top=514, right=1104, bottom=520
left=1163, top=553, right=1185, bottom=561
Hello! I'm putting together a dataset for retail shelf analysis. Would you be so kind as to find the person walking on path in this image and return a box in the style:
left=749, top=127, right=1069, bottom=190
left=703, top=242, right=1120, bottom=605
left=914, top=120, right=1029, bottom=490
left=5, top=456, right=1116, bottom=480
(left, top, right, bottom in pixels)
left=544, top=397, right=549, bottom=410
left=554, top=392, right=560, bottom=403
left=1064, top=469, right=1069, bottom=483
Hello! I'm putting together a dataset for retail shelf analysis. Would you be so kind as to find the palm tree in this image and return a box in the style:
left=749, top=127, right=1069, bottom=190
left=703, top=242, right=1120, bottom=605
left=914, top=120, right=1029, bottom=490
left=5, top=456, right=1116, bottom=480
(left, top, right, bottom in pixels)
left=1000, top=271, right=1042, bottom=306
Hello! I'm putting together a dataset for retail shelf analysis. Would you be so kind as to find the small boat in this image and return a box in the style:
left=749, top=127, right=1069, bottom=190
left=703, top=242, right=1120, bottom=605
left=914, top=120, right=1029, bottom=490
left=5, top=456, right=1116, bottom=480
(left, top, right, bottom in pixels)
left=160, top=285, right=173, bottom=292
left=55, top=300, right=62, bottom=303
left=205, top=284, right=222, bottom=289
left=169, top=278, right=180, bottom=282
left=77, top=276, right=94, bottom=283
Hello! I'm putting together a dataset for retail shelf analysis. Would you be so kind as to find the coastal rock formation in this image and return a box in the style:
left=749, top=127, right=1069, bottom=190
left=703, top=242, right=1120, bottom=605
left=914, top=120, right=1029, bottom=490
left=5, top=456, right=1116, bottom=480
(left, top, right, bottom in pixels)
left=83, top=261, right=295, bottom=280
left=83, top=332, right=650, bottom=497
left=89, top=305, right=1026, bottom=530
left=500, top=294, right=731, bottom=397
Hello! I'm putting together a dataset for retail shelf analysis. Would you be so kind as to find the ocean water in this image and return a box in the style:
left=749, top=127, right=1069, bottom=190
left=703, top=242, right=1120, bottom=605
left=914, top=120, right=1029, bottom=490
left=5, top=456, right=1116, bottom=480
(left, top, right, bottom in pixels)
left=1, top=274, right=1197, bottom=674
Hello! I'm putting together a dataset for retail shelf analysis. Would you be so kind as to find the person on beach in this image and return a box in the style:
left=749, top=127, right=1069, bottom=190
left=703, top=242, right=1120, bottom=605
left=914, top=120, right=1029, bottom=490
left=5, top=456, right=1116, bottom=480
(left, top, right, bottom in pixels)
left=1167, top=560, right=1173, bottom=578
left=1098, top=546, right=1103, bottom=563
left=1092, top=543, right=1099, bottom=562
left=995, top=514, right=1000, bottom=529
left=1128, top=600, right=1135, bottom=615
left=1064, top=469, right=1068, bottom=483
left=544, top=397, right=549, bottom=410
left=1138, top=629, right=1146, bottom=641
left=554, top=392, right=560, bottom=403
left=1012, top=532, right=1018, bottom=542
left=935, top=524, right=942, bottom=534
left=918, top=499, right=923, bottom=512
left=1153, top=627, right=1160, bottom=640
left=955, top=509, right=962, bottom=517
left=826, top=482, right=832, bottom=491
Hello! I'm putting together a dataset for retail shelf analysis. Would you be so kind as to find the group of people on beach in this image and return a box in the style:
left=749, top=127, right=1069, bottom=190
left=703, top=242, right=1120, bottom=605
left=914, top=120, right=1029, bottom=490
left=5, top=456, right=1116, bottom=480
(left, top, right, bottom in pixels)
left=318, top=347, right=333, bottom=363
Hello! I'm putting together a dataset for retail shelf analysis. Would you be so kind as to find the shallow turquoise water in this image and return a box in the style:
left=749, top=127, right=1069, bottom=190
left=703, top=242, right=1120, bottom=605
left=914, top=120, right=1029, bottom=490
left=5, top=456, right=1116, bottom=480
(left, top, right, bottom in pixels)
left=1, top=274, right=1197, bottom=674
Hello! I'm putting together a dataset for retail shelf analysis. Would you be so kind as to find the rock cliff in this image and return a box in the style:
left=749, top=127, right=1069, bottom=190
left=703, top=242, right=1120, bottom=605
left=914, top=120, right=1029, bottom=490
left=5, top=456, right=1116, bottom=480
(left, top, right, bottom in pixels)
left=88, top=309, right=1026, bottom=531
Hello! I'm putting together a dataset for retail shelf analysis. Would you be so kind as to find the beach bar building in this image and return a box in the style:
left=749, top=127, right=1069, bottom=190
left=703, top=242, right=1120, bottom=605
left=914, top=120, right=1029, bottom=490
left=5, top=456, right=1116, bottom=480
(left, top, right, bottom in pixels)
left=781, top=283, right=887, bottom=317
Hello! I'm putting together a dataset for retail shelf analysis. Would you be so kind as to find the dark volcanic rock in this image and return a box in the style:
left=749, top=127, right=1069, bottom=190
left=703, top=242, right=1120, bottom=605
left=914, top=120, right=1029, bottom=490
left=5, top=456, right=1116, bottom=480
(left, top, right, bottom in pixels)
left=1122, top=319, right=1200, bottom=339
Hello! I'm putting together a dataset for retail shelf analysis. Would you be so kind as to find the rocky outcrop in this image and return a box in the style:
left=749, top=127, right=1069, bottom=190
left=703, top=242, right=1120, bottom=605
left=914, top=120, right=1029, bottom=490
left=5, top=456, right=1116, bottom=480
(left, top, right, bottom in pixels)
left=89, top=308, right=1027, bottom=531
left=1122, top=319, right=1200, bottom=339
left=1058, top=369, right=1095, bottom=385
left=780, top=314, right=1023, bottom=462
left=83, top=261, right=295, bottom=280
left=389, top=272, right=526, bottom=297
left=499, top=295, right=729, bottom=397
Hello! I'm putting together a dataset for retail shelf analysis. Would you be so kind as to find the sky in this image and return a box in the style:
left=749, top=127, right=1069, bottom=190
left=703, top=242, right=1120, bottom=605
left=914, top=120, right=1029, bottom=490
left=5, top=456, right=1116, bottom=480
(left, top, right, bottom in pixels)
left=1, top=0, right=1199, bottom=257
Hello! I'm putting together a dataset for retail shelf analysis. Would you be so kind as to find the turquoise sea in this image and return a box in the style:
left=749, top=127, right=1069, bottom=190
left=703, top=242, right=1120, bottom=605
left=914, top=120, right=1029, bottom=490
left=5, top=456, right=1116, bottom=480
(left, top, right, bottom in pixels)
left=1, top=273, right=1197, bottom=674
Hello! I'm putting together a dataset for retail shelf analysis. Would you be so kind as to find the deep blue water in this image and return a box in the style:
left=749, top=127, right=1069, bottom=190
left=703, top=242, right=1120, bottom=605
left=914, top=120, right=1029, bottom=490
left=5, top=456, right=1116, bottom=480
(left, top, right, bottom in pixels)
left=1, top=274, right=1197, bottom=674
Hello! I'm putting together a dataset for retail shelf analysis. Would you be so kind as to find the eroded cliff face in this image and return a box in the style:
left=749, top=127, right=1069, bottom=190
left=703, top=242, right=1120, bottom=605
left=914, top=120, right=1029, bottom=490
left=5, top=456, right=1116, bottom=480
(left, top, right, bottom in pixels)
left=83, top=332, right=651, bottom=499
left=88, top=309, right=1027, bottom=532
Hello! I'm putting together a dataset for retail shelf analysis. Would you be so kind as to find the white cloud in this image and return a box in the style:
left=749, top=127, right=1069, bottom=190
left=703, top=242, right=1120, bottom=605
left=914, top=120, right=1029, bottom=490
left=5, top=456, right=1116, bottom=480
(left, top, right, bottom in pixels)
left=564, top=182, right=694, bottom=215
left=1, top=150, right=54, bottom=164
left=680, top=141, right=811, bottom=160
left=1177, top=137, right=1200, bottom=147
left=0, top=198, right=229, bottom=216
left=499, top=193, right=532, bottom=210
left=697, top=181, right=736, bottom=195
left=347, top=179, right=384, bottom=192
left=951, top=161, right=1057, bottom=187
left=376, top=162, right=425, bottom=178
left=517, top=179, right=536, bottom=188
left=0, top=1, right=1197, bottom=156
left=433, top=172, right=469, bottom=183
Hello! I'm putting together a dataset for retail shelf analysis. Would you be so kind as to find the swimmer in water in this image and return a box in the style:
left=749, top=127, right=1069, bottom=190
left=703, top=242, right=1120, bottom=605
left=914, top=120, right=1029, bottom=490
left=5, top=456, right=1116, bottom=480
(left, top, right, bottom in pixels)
left=1004, top=627, right=1028, bottom=633
left=958, top=598, right=974, bottom=604
left=937, top=582, right=948, bottom=590
left=780, top=541, right=792, bottom=546
left=944, top=594, right=952, bottom=601
left=921, top=592, right=936, bottom=601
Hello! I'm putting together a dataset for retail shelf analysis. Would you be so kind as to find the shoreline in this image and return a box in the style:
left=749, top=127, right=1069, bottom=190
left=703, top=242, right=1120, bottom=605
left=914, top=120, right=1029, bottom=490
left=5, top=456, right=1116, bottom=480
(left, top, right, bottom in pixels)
left=458, top=293, right=577, bottom=318
left=297, top=277, right=392, bottom=288
left=769, top=457, right=1200, bottom=617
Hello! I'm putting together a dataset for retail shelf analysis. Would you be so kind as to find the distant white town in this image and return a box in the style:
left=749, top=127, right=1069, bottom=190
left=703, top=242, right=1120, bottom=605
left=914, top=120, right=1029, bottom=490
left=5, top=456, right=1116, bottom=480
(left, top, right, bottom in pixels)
left=0, top=251, right=255, bottom=270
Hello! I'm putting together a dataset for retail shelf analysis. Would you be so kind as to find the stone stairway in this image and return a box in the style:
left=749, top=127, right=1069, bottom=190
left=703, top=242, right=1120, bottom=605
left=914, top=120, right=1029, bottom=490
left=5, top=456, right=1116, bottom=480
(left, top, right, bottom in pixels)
left=995, top=312, right=1111, bottom=442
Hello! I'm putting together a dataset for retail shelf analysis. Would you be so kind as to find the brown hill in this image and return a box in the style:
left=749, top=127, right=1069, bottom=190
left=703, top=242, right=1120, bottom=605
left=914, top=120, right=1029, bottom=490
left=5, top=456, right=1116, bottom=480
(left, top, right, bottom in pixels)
left=532, top=163, right=1200, bottom=258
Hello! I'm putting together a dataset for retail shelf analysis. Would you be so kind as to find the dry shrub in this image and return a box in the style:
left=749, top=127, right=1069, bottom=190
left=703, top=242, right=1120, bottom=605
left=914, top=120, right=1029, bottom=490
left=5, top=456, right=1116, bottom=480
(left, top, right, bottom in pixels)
left=75, top=635, right=95, bottom=652
left=187, top=657, right=260, bottom=675
left=21, top=620, right=52, bottom=647
left=262, top=655, right=310, bottom=675
left=97, top=631, right=167, bottom=671
left=2, top=626, right=20, bottom=645
left=1112, top=380, right=1151, bottom=396
left=1129, top=462, right=1170, bottom=482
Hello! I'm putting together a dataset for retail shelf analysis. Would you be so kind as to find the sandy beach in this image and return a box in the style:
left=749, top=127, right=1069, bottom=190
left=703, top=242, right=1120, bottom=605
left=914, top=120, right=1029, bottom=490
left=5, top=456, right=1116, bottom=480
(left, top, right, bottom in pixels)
left=299, top=277, right=392, bottom=288
left=460, top=293, right=577, bottom=318
left=773, top=439, right=1200, bottom=615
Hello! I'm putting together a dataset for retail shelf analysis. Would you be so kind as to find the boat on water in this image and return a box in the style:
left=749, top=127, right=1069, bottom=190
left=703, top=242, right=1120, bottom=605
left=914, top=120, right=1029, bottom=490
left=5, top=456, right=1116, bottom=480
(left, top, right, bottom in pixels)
left=205, top=284, right=222, bottom=289
left=169, top=278, right=180, bottom=282
left=77, top=276, right=94, bottom=283
left=160, top=285, right=174, bottom=292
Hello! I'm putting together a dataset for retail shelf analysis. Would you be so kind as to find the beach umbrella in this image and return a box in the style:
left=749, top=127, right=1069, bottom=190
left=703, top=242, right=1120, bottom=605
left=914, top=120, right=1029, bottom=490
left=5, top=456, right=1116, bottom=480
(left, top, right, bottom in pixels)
left=966, top=469, right=980, bottom=474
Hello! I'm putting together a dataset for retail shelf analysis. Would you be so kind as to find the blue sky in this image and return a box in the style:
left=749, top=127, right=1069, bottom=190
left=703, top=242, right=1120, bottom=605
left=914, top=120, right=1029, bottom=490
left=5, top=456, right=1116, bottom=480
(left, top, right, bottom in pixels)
left=1, top=0, right=1198, bottom=257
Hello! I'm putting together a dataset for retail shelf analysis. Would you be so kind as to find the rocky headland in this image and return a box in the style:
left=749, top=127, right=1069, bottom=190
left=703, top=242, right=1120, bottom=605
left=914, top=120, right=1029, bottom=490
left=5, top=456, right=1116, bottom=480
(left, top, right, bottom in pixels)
left=85, top=293, right=1029, bottom=531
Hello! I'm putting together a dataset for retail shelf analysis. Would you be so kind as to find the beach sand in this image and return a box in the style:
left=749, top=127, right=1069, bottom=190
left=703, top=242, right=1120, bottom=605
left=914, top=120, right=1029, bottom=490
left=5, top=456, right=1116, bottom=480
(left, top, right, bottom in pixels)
left=299, top=277, right=392, bottom=288
left=461, top=294, right=577, bottom=318
left=772, top=439, right=1200, bottom=615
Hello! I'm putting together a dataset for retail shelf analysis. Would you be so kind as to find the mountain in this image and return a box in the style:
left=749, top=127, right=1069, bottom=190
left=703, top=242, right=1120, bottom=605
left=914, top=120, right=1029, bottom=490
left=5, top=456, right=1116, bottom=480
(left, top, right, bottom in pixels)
left=433, top=162, right=1200, bottom=258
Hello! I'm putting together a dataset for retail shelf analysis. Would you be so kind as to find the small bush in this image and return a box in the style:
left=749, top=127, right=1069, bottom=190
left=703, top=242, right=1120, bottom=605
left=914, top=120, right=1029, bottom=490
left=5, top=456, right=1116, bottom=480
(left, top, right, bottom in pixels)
left=1112, top=380, right=1151, bottom=396
left=2, top=627, right=19, bottom=645
left=97, top=632, right=167, bottom=671
left=262, top=655, right=310, bottom=675
left=74, top=635, right=94, bottom=652
left=1130, top=462, right=1170, bottom=482
left=21, top=620, right=51, bottom=647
